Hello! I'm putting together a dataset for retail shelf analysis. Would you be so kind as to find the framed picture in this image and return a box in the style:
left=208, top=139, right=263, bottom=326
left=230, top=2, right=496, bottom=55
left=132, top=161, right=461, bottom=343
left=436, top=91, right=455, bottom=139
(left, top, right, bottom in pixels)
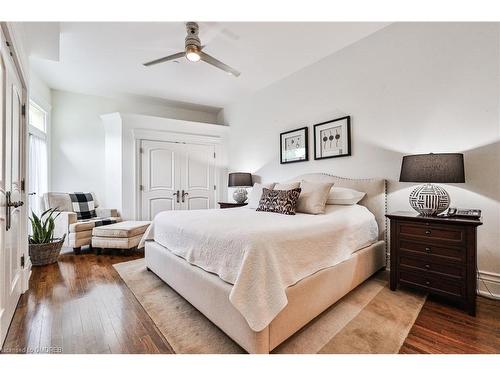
left=280, top=127, right=308, bottom=164
left=314, top=116, right=351, bottom=160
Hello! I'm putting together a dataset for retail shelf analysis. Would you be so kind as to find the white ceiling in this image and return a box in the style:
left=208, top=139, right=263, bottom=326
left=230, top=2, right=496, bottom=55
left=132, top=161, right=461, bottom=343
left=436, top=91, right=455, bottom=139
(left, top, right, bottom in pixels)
left=29, top=22, right=389, bottom=109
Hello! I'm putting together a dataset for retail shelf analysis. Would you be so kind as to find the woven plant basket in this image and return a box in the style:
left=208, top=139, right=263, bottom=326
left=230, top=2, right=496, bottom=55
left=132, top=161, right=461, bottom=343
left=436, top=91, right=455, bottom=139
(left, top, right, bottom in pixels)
left=29, top=234, right=66, bottom=266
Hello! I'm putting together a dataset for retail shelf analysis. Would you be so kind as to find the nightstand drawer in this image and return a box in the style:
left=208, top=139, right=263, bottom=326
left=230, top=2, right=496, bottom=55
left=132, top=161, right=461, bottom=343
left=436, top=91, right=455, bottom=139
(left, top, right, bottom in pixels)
left=399, top=270, right=464, bottom=298
left=399, top=222, right=465, bottom=245
left=399, top=254, right=464, bottom=279
left=399, top=240, right=465, bottom=263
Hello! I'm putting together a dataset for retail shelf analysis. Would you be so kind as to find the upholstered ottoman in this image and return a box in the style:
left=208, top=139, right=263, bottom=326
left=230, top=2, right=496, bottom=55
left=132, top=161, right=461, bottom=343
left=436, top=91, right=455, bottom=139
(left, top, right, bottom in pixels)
left=91, top=221, right=151, bottom=255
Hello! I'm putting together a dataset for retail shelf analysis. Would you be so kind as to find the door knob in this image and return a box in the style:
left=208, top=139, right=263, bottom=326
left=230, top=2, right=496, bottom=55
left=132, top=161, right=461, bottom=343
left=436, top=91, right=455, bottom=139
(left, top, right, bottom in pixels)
left=8, top=200, right=24, bottom=208
left=5, top=191, right=23, bottom=231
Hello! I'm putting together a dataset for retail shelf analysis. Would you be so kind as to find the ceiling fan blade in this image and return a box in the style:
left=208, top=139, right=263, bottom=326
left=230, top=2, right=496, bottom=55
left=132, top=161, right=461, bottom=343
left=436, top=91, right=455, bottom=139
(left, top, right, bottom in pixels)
left=143, top=52, right=185, bottom=67
left=200, top=51, right=240, bottom=77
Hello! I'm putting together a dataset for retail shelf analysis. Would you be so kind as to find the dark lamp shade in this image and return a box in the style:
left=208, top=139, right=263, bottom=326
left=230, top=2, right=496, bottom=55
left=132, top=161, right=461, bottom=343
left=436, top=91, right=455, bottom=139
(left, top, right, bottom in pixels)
left=399, top=153, right=465, bottom=183
left=228, top=172, right=253, bottom=187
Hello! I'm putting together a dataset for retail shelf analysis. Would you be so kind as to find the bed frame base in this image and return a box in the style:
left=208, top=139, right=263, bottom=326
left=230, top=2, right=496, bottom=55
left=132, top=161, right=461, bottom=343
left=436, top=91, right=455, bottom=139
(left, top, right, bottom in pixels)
left=145, top=240, right=385, bottom=353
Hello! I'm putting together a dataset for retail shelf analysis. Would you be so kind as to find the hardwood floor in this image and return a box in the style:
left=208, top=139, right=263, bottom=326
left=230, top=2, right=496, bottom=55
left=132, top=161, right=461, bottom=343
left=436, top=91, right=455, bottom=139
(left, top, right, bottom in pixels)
left=2, top=247, right=499, bottom=354
left=1, top=247, right=173, bottom=354
left=400, top=295, right=500, bottom=354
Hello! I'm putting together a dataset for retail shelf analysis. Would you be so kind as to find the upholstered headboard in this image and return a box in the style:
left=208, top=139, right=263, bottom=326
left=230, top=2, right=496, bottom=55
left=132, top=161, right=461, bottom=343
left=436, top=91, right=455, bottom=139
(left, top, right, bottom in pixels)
left=291, top=174, right=387, bottom=241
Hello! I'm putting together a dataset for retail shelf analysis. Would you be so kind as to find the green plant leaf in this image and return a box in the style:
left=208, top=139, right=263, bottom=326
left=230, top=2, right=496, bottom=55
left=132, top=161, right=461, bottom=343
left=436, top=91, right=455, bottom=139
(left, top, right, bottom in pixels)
left=40, top=207, right=54, bottom=220
left=29, top=208, right=60, bottom=244
left=30, top=213, right=43, bottom=243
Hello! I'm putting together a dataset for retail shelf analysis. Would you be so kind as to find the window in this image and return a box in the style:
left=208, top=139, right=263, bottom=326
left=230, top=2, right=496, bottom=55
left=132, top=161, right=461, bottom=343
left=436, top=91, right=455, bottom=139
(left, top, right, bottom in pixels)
left=28, top=100, right=48, bottom=216
left=29, top=101, right=46, bottom=133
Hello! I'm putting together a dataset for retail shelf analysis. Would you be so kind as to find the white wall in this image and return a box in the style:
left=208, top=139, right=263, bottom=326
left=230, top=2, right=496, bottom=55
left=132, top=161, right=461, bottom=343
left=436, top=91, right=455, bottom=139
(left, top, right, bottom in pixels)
left=50, top=90, right=221, bottom=203
left=221, top=23, right=500, bottom=295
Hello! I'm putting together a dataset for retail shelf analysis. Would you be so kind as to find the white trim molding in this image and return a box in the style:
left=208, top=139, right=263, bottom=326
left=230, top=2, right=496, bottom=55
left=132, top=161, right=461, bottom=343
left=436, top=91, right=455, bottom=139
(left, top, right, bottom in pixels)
left=477, top=270, right=500, bottom=300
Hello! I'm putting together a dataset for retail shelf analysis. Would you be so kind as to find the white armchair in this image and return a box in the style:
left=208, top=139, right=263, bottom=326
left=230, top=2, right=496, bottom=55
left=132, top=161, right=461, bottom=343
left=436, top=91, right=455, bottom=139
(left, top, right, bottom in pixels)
left=41, top=192, right=121, bottom=254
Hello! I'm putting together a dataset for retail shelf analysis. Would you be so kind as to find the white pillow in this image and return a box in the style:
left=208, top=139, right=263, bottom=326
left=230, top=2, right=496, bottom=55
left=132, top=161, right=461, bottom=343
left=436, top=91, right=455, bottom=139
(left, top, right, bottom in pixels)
left=248, top=182, right=276, bottom=209
left=296, top=180, right=334, bottom=214
left=274, top=181, right=300, bottom=190
left=327, top=187, right=366, bottom=205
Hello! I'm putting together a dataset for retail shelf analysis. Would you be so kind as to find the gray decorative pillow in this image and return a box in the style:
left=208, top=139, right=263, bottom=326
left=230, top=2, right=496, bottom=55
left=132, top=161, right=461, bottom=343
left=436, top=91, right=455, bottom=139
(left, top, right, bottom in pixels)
left=256, top=188, right=302, bottom=215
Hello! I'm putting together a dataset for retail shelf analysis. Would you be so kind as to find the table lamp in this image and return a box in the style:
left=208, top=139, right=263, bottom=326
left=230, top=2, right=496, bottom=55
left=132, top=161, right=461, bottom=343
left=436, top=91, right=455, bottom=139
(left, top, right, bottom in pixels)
left=399, top=153, right=465, bottom=216
left=228, top=172, right=253, bottom=204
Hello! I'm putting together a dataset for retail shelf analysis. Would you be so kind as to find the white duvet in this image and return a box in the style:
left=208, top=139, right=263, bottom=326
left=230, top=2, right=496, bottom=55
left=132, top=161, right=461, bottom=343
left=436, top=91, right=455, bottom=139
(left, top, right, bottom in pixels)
left=141, top=204, right=378, bottom=331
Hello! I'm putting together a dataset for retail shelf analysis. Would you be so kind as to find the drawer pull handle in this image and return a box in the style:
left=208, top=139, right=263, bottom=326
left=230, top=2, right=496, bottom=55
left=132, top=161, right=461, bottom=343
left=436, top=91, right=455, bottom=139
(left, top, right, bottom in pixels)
left=425, top=247, right=431, bottom=253
left=425, top=230, right=431, bottom=235
left=425, top=264, right=430, bottom=269
left=425, top=281, right=430, bottom=285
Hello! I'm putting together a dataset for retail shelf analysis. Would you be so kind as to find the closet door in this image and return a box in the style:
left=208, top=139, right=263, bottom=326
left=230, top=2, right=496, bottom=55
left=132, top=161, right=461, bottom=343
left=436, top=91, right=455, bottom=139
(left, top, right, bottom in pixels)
left=179, top=143, right=216, bottom=210
left=0, top=29, right=25, bottom=349
left=140, top=140, right=183, bottom=220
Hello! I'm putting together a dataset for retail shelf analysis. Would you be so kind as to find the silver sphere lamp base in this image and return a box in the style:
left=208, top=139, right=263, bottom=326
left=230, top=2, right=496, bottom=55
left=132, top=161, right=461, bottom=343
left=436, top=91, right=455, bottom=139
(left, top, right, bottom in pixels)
left=233, top=188, right=248, bottom=204
left=409, top=183, right=450, bottom=216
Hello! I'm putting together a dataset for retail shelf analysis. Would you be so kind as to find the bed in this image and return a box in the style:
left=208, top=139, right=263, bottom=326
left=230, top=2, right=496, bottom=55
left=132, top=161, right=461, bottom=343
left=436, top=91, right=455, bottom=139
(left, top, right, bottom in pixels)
left=143, top=173, right=387, bottom=353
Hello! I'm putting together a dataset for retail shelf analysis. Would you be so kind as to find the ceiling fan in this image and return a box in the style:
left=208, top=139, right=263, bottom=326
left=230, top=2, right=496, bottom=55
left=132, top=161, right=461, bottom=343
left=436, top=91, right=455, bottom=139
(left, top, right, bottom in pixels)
left=143, top=22, right=241, bottom=77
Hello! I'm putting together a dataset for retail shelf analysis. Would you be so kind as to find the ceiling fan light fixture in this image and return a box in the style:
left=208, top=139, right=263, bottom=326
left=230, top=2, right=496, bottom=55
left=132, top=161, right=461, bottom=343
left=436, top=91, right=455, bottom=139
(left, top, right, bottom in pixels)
left=185, top=45, right=201, bottom=62
left=143, top=22, right=240, bottom=76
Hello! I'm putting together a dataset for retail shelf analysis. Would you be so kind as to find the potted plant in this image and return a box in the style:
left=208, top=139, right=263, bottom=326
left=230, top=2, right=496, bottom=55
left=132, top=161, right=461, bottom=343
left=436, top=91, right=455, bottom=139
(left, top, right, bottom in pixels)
left=28, top=208, right=66, bottom=266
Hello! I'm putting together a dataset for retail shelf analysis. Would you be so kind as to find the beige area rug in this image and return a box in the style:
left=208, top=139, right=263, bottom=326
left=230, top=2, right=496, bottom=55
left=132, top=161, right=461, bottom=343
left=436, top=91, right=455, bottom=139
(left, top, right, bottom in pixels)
left=114, top=259, right=426, bottom=354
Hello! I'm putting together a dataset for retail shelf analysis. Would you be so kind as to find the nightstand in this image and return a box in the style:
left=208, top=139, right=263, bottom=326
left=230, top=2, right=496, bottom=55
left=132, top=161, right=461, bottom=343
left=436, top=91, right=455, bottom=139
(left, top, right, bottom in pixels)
left=218, top=202, right=248, bottom=209
left=386, top=211, right=482, bottom=316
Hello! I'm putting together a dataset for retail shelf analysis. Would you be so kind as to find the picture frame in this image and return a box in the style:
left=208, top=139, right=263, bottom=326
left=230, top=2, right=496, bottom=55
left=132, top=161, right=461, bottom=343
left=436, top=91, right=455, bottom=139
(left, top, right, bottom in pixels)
left=313, top=116, right=351, bottom=160
left=280, top=127, right=309, bottom=164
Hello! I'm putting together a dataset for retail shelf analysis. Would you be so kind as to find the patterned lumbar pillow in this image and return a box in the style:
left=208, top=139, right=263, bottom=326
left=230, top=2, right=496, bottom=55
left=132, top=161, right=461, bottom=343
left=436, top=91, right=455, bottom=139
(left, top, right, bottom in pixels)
left=69, top=192, right=97, bottom=220
left=256, top=188, right=302, bottom=215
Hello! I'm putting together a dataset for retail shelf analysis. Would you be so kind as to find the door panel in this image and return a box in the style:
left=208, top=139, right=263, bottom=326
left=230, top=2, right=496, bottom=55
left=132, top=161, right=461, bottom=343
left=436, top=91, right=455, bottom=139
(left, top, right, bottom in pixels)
left=149, top=197, right=175, bottom=218
left=150, top=149, right=174, bottom=189
left=187, top=197, right=210, bottom=210
left=181, top=143, right=215, bottom=210
left=0, top=30, right=24, bottom=349
left=141, top=140, right=183, bottom=220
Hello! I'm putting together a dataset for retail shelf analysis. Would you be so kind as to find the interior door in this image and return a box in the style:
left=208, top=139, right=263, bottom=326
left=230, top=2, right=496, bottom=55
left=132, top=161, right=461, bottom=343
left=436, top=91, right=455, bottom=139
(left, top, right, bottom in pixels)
left=0, top=30, right=24, bottom=348
left=140, top=140, right=184, bottom=220
left=140, top=140, right=216, bottom=219
left=180, top=143, right=216, bottom=210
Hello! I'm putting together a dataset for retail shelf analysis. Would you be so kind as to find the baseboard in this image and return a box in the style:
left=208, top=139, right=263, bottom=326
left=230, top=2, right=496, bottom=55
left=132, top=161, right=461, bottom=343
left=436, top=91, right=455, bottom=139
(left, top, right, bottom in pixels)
left=477, top=270, right=500, bottom=300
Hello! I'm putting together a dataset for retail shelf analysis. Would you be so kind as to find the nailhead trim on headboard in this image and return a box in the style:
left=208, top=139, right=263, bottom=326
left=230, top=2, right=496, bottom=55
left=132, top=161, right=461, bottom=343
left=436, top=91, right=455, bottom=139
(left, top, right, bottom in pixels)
left=384, top=179, right=389, bottom=267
